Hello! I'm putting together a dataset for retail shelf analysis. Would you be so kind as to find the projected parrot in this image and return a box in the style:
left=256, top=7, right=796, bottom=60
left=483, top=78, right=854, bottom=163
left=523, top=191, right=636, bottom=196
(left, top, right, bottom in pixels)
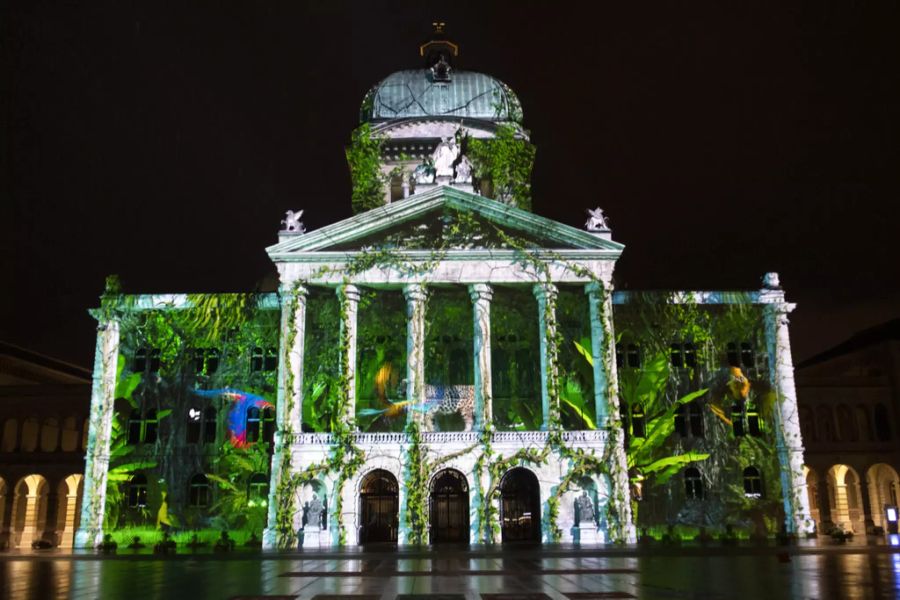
left=193, top=388, right=274, bottom=449
left=726, top=366, right=751, bottom=400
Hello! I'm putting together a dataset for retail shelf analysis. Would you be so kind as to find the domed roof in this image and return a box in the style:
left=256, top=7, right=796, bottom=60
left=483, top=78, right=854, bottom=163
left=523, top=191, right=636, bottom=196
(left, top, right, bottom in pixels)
left=361, top=69, right=523, bottom=124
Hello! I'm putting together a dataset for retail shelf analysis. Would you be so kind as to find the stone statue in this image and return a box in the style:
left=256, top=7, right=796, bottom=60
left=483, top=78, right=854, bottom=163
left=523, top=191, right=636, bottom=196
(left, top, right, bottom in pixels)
left=585, top=208, right=609, bottom=232
left=762, top=272, right=781, bottom=289
left=281, top=210, right=306, bottom=234
left=575, top=491, right=595, bottom=526
left=454, top=154, right=473, bottom=184
left=414, top=161, right=435, bottom=185
left=305, top=493, right=324, bottom=529
left=432, top=136, right=460, bottom=178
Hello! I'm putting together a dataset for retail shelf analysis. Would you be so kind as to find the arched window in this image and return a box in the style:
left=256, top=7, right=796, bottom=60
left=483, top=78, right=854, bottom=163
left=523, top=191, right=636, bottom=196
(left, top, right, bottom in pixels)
left=817, top=406, right=836, bottom=442
left=148, top=349, right=161, bottom=373
left=836, top=405, right=857, bottom=442
left=248, top=473, right=269, bottom=506
left=251, top=347, right=265, bottom=372
left=743, top=466, right=763, bottom=497
left=727, top=342, right=755, bottom=368
left=60, top=416, right=79, bottom=452
left=746, top=402, right=761, bottom=437
left=799, top=406, right=816, bottom=442
left=1, top=418, right=18, bottom=452
left=856, top=405, right=873, bottom=442
left=203, top=407, right=217, bottom=443
left=128, top=474, right=148, bottom=508
left=186, top=408, right=202, bottom=444
left=631, top=404, right=646, bottom=438
left=251, top=347, right=277, bottom=372
left=206, top=349, right=220, bottom=374
left=875, top=404, right=892, bottom=441
left=21, top=417, right=39, bottom=452
left=189, top=474, right=209, bottom=507
left=129, top=408, right=160, bottom=445
left=670, top=342, right=697, bottom=369
left=132, top=348, right=148, bottom=372
left=246, top=407, right=261, bottom=443
left=732, top=403, right=745, bottom=437
left=40, top=417, right=60, bottom=452
left=684, top=467, right=704, bottom=500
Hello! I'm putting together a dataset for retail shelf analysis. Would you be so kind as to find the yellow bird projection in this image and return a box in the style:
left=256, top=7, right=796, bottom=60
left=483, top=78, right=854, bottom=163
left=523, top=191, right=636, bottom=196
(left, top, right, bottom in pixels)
left=726, top=366, right=751, bottom=400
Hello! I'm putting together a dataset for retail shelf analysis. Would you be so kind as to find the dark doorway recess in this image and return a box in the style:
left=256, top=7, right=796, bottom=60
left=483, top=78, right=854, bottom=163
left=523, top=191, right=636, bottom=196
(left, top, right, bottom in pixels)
left=430, top=468, right=470, bottom=544
left=500, top=467, right=541, bottom=542
left=359, top=469, right=399, bottom=544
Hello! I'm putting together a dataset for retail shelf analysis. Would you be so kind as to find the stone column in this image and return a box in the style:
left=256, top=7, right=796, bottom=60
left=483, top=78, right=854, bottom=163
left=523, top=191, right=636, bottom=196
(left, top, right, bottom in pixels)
left=585, top=279, right=636, bottom=543
left=403, top=284, right=427, bottom=426
left=74, top=317, right=120, bottom=549
left=469, top=284, right=493, bottom=430
left=533, top=284, right=560, bottom=430
left=762, top=274, right=815, bottom=536
left=59, top=487, right=80, bottom=548
left=338, top=284, right=361, bottom=427
left=264, top=283, right=308, bottom=550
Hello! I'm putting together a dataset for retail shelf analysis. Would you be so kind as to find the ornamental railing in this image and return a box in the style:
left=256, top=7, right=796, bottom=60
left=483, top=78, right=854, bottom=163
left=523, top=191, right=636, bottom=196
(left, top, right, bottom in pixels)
left=290, top=430, right=608, bottom=446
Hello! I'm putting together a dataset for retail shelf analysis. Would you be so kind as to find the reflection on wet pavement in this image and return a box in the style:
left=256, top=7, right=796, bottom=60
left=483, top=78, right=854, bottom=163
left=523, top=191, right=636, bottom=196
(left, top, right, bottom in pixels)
left=1, top=545, right=899, bottom=600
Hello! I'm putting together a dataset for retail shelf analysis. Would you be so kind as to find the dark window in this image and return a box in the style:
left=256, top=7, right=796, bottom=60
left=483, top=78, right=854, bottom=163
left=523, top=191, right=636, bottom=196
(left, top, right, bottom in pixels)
left=631, top=404, right=646, bottom=438
left=732, top=403, right=745, bottom=437
left=203, top=407, right=217, bottom=443
left=677, top=402, right=704, bottom=438
left=264, top=347, right=277, bottom=372
left=128, top=474, right=148, bottom=508
left=688, top=402, right=704, bottom=437
left=206, top=349, right=219, bottom=374
left=727, top=342, right=755, bottom=368
left=189, top=474, right=209, bottom=507
left=186, top=408, right=202, bottom=444
left=248, top=473, right=269, bottom=506
left=449, top=348, right=470, bottom=384
left=246, top=407, right=261, bottom=443
left=143, top=409, right=158, bottom=443
left=192, top=349, right=205, bottom=374
left=674, top=405, right=687, bottom=437
left=670, top=342, right=697, bottom=369
left=251, top=347, right=265, bottom=372
left=875, top=404, right=892, bottom=441
left=127, top=413, right=143, bottom=445
left=685, top=467, right=704, bottom=500
left=148, top=349, right=161, bottom=373
left=746, top=403, right=761, bottom=437
left=132, top=348, right=148, bottom=372
left=626, top=344, right=642, bottom=368
left=743, top=466, right=763, bottom=497
left=262, top=407, right=275, bottom=444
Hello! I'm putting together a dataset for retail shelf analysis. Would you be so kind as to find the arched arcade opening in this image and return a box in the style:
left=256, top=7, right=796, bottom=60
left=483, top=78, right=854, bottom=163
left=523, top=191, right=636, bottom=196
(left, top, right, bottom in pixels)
left=499, top=467, right=541, bottom=543
left=429, top=469, right=469, bottom=544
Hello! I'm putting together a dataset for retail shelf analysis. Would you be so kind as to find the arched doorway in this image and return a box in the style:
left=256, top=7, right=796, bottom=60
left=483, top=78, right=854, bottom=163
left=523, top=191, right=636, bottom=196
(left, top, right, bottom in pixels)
left=805, top=467, right=821, bottom=531
left=358, top=469, right=398, bottom=544
left=500, top=468, right=541, bottom=543
left=11, top=474, right=48, bottom=548
left=867, top=463, right=900, bottom=530
left=429, top=469, right=469, bottom=544
left=826, top=464, right=864, bottom=533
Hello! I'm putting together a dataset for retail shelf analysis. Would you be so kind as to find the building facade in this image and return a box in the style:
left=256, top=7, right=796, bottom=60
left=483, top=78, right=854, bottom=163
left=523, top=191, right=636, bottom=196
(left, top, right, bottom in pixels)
left=73, top=34, right=813, bottom=549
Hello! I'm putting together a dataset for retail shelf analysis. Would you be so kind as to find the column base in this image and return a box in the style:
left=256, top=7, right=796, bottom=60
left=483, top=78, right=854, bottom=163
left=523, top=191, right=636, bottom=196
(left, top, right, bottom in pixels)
left=261, top=527, right=278, bottom=550
left=572, top=525, right=602, bottom=544
left=74, top=528, right=101, bottom=549
left=301, top=526, right=329, bottom=549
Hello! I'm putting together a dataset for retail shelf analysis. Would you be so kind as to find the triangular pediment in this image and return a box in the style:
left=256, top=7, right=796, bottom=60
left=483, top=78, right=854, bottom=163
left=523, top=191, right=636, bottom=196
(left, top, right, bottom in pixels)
left=267, top=187, right=623, bottom=259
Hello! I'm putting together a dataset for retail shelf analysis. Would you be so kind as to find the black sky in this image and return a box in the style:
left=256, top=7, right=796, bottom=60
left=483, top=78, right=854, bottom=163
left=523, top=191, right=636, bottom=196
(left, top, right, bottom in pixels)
left=2, top=1, right=899, bottom=368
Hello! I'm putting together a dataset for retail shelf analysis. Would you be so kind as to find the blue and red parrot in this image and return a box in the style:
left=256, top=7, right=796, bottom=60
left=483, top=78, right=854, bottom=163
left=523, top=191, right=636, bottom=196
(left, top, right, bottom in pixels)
left=193, top=388, right=273, bottom=449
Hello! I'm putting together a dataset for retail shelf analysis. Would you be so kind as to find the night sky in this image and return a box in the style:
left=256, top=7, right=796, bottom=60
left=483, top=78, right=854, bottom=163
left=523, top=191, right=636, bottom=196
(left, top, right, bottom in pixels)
left=2, top=2, right=898, bottom=368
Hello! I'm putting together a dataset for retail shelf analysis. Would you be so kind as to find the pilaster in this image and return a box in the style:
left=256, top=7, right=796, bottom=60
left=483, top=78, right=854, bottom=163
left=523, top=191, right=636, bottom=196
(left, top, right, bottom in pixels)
left=264, top=283, right=308, bottom=550
left=533, top=283, right=560, bottom=430
left=74, top=317, right=120, bottom=549
left=469, top=284, right=493, bottom=430
left=404, top=284, right=427, bottom=427
left=761, top=275, right=815, bottom=536
left=586, top=279, right=635, bottom=543
left=338, top=284, right=361, bottom=428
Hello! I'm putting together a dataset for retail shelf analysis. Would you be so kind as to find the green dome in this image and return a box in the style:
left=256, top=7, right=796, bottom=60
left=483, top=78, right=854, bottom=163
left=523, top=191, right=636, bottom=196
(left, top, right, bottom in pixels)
left=361, top=69, right=523, bottom=123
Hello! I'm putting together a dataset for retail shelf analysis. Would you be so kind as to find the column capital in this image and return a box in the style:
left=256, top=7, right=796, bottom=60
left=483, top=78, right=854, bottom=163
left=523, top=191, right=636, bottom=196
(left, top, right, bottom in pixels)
left=584, top=280, right=613, bottom=297
left=337, top=283, right=361, bottom=303
left=469, top=283, right=493, bottom=303
left=532, top=282, right=558, bottom=302
left=279, top=282, right=309, bottom=299
left=403, top=283, right=428, bottom=302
